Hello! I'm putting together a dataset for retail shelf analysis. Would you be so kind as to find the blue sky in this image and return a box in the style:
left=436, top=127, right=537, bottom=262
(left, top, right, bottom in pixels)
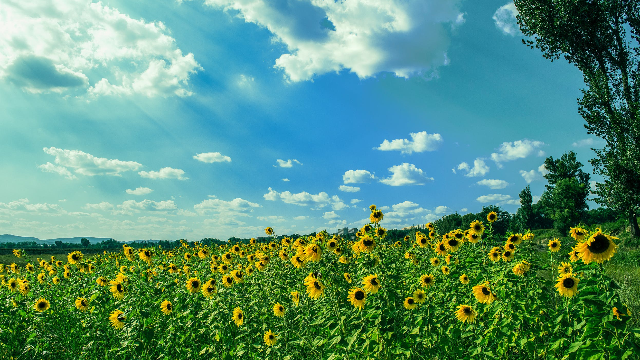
left=0, top=0, right=604, bottom=241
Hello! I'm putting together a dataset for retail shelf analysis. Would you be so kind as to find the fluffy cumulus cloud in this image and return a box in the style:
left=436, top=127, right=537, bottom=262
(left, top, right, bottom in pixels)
left=194, top=197, right=261, bottom=215
left=116, top=199, right=178, bottom=214
left=520, top=163, right=548, bottom=183
left=275, top=159, right=302, bottom=168
left=203, top=0, right=464, bottom=81
left=194, top=152, right=232, bottom=163
left=376, top=131, right=443, bottom=154
left=257, top=215, right=286, bottom=223
left=0, top=0, right=200, bottom=96
left=40, top=147, right=141, bottom=177
left=457, top=158, right=489, bottom=177
left=491, top=140, right=545, bottom=167
left=380, top=163, right=433, bottom=186
left=0, top=198, right=62, bottom=214
left=139, top=167, right=188, bottom=180
left=83, top=201, right=114, bottom=211
left=493, top=3, right=520, bottom=36
left=339, top=185, right=360, bottom=193
left=263, top=188, right=347, bottom=210
left=477, top=179, right=509, bottom=189
left=476, top=194, right=520, bottom=205
left=434, top=205, right=449, bottom=214
left=343, top=170, right=375, bottom=184
left=126, top=187, right=153, bottom=195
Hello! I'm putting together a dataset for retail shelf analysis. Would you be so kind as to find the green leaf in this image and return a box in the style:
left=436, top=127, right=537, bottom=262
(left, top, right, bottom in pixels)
left=567, top=341, right=583, bottom=353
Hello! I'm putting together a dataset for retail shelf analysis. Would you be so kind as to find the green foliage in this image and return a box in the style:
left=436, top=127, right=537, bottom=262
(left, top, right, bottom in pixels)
left=433, top=213, right=462, bottom=234
left=514, top=0, right=640, bottom=237
left=517, top=185, right=533, bottom=231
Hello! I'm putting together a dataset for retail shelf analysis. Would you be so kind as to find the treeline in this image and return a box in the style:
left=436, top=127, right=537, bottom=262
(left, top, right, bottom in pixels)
left=0, top=237, right=226, bottom=251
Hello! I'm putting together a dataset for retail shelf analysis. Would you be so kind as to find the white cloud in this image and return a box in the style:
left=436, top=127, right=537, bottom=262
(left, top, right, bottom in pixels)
left=263, top=187, right=346, bottom=210
left=139, top=167, right=188, bottom=180
left=116, top=199, right=178, bottom=214
left=460, top=208, right=468, bottom=213
left=0, top=1, right=200, bottom=97
left=476, top=194, right=520, bottom=205
left=572, top=138, right=604, bottom=147
left=293, top=216, right=308, bottom=220
left=457, top=158, right=489, bottom=177
left=343, top=170, right=375, bottom=184
left=520, top=170, right=539, bottom=183
left=83, top=202, right=114, bottom=211
left=323, top=211, right=340, bottom=219
left=339, top=185, right=360, bottom=193
left=538, top=163, right=549, bottom=176
left=282, top=178, right=290, bottom=182
left=380, top=163, right=433, bottom=186
left=42, top=147, right=142, bottom=177
left=435, top=205, right=449, bottom=214
left=257, top=215, right=286, bottom=223
left=203, top=0, right=463, bottom=82
left=351, top=199, right=361, bottom=204
left=194, top=197, right=260, bottom=215
left=194, top=152, right=232, bottom=163
left=376, top=131, right=443, bottom=154
left=126, top=187, right=153, bottom=195
left=38, top=162, right=77, bottom=180
left=477, top=179, right=509, bottom=189
left=275, top=159, right=302, bottom=168
left=493, top=3, right=520, bottom=36
left=491, top=140, right=545, bottom=167
left=0, top=198, right=62, bottom=213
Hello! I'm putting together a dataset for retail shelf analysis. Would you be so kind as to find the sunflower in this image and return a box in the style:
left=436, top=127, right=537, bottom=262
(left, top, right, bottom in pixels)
left=186, top=278, right=201, bottom=293
left=67, top=251, right=83, bottom=264
left=420, top=274, right=434, bottom=289
left=416, top=235, right=429, bottom=248
left=547, top=238, right=561, bottom=252
left=232, top=307, right=244, bottom=326
left=264, top=330, right=277, bottom=346
left=502, top=250, right=515, bottom=262
left=305, top=244, right=322, bottom=261
left=555, top=274, right=580, bottom=297
left=359, top=235, right=376, bottom=253
left=369, top=204, right=377, bottom=211
left=403, top=297, right=417, bottom=310
left=612, top=307, right=625, bottom=320
left=504, top=242, right=516, bottom=251
left=487, top=211, right=498, bottom=223
left=376, top=227, right=387, bottom=238
left=370, top=210, right=383, bottom=223
left=434, top=242, right=448, bottom=256
left=75, top=297, right=89, bottom=311
left=488, top=248, right=501, bottom=262
left=222, top=252, right=233, bottom=263
left=441, top=266, right=450, bottom=275
left=576, top=230, right=618, bottom=264
left=161, top=300, right=173, bottom=315
left=470, top=220, right=485, bottom=235
left=459, top=274, right=470, bottom=284
left=34, top=298, right=50, bottom=312
left=507, top=233, right=523, bottom=246
left=570, top=227, right=588, bottom=242
left=455, top=305, right=477, bottom=323
left=255, top=261, right=267, bottom=271
left=25, top=263, right=34, bottom=272
left=362, top=274, right=381, bottom=294
left=109, top=310, right=125, bottom=329
left=265, top=227, right=274, bottom=236
left=139, top=249, right=152, bottom=262
left=291, top=255, right=305, bottom=269
left=344, top=273, right=352, bottom=283
left=426, top=222, right=435, bottom=231
left=348, top=288, right=366, bottom=310
left=231, top=270, right=244, bottom=283
left=19, top=280, right=30, bottom=295
left=327, top=239, right=338, bottom=251
left=306, top=279, right=325, bottom=299
left=273, top=303, right=285, bottom=317
left=52, top=276, right=60, bottom=284
left=37, top=272, right=46, bottom=284
left=467, top=232, right=481, bottom=244
left=558, top=262, right=573, bottom=275
left=512, top=261, right=531, bottom=276
left=413, top=289, right=427, bottom=304
left=291, top=291, right=300, bottom=306
left=202, top=280, right=217, bottom=298
left=472, top=283, right=496, bottom=304
left=430, top=257, right=441, bottom=266
left=110, top=281, right=125, bottom=300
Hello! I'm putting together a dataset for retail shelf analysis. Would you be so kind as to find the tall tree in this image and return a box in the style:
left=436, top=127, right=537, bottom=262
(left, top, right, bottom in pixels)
left=517, top=185, right=534, bottom=230
left=514, top=0, right=640, bottom=237
left=541, top=152, right=591, bottom=234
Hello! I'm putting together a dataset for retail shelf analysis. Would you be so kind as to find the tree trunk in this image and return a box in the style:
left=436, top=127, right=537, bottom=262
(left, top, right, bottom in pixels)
left=629, top=210, right=640, bottom=238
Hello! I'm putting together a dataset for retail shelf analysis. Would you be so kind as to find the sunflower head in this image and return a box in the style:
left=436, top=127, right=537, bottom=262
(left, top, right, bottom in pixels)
left=413, top=289, right=427, bottom=303
left=75, top=297, right=89, bottom=311
left=232, top=307, right=244, bottom=326
left=403, top=297, right=417, bottom=310
left=109, top=310, right=126, bottom=329
left=362, top=274, right=381, bottom=294
left=161, top=300, right=173, bottom=315
left=577, top=230, right=617, bottom=264
left=273, top=303, right=285, bottom=317
left=348, top=288, right=367, bottom=310
left=555, top=274, right=580, bottom=297
left=186, top=278, right=201, bottom=293
left=459, top=274, right=470, bottom=284
left=487, top=211, right=498, bottom=223
left=34, top=298, right=50, bottom=312
left=455, top=305, right=477, bottom=323
left=264, top=330, right=277, bottom=346
left=548, top=239, right=561, bottom=252
left=420, top=274, right=434, bottom=288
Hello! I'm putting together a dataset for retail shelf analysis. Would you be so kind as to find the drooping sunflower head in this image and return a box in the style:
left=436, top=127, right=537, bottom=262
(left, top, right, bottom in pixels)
left=232, top=307, right=244, bottom=326
left=487, top=211, right=498, bottom=223
left=369, top=204, right=377, bottom=211
left=472, top=283, right=495, bottom=304
left=161, top=300, right=173, bottom=315
left=570, top=227, right=588, bottom=242
left=109, top=310, right=125, bottom=329
left=348, top=287, right=367, bottom=310
left=110, top=282, right=125, bottom=300
left=34, top=298, right=50, bottom=312
left=273, top=303, right=285, bottom=317
left=555, top=274, right=580, bottom=298
left=265, top=227, right=274, bottom=236
left=467, top=232, right=480, bottom=244
left=362, top=274, right=381, bottom=294
left=75, top=297, right=89, bottom=311
left=548, top=239, right=561, bottom=252
left=577, top=230, right=617, bottom=264
left=455, top=305, right=477, bottom=323
left=403, top=297, right=417, bottom=310
left=420, top=274, right=434, bottom=289
left=306, top=279, right=325, bottom=299
left=291, top=291, right=300, bottom=306
left=370, top=210, right=384, bottom=223
left=569, top=247, right=581, bottom=262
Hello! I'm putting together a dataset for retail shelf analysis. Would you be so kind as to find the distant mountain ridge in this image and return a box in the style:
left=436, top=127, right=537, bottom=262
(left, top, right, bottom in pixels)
left=0, top=234, right=163, bottom=244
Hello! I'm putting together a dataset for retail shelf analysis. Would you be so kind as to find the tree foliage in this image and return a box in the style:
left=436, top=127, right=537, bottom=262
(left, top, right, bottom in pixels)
left=514, top=0, right=640, bottom=236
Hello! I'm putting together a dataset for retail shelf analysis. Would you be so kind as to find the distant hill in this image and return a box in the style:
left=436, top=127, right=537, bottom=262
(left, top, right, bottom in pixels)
left=0, top=234, right=170, bottom=245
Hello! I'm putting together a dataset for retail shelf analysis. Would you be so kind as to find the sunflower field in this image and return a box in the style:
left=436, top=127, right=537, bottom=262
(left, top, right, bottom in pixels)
left=1, top=207, right=638, bottom=359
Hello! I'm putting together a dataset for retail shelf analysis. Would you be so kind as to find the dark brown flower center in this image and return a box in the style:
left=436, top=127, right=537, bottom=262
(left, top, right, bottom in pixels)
left=407, top=298, right=414, bottom=305
left=588, top=234, right=610, bottom=254
left=504, top=251, right=511, bottom=257
left=563, top=278, right=575, bottom=288
left=355, top=290, right=365, bottom=300
left=463, top=307, right=472, bottom=315
left=449, top=239, right=459, bottom=247
left=38, top=301, right=47, bottom=309
left=269, top=335, right=274, bottom=339
left=481, top=287, right=490, bottom=295
left=370, top=278, right=378, bottom=286
left=420, top=238, right=426, bottom=244
left=166, top=303, right=172, bottom=310
left=363, top=239, right=374, bottom=247
left=313, top=281, right=321, bottom=290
